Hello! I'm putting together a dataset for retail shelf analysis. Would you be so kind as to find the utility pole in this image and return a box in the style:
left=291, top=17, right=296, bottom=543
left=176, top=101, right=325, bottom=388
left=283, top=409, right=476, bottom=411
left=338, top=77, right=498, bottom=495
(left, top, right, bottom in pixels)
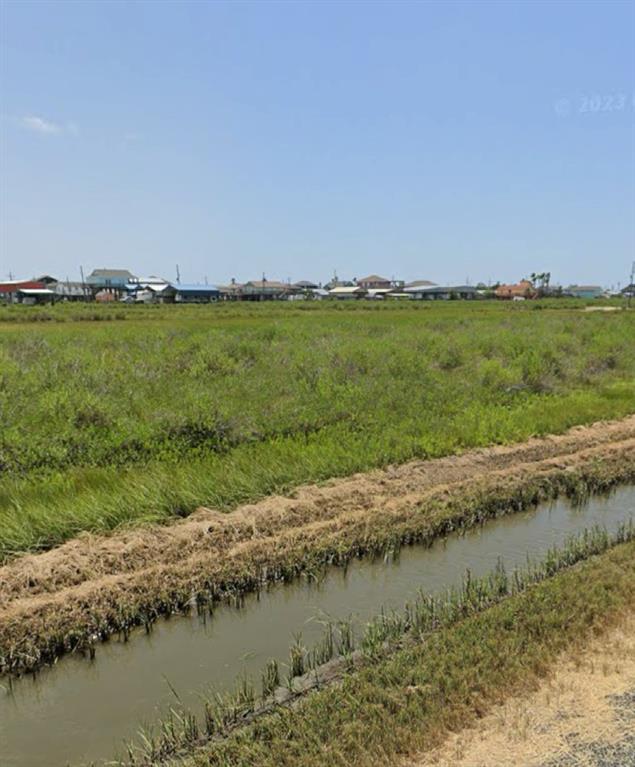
left=176, top=264, right=181, bottom=285
left=629, top=261, right=634, bottom=309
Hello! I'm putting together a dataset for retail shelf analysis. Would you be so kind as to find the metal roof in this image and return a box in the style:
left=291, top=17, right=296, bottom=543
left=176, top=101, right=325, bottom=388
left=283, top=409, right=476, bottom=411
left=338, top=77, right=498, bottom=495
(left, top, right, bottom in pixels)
left=243, top=280, right=289, bottom=289
left=329, top=286, right=365, bottom=294
left=0, top=280, right=46, bottom=292
left=130, top=276, right=170, bottom=285
left=173, top=284, right=220, bottom=292
left=88, top=269, right=136, bottom=278
left=403, top=284, right=477, bottom=293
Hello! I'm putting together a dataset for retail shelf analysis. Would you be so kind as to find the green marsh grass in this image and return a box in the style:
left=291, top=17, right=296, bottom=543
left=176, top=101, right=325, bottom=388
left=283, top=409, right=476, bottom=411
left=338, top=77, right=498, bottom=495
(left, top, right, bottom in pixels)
left=1, top=301, right=634, bottom=559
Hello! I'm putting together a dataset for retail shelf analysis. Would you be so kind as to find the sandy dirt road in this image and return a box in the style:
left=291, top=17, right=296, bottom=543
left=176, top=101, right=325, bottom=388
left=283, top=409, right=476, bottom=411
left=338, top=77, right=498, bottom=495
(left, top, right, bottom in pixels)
left=404, top=615, right=635, bottom=767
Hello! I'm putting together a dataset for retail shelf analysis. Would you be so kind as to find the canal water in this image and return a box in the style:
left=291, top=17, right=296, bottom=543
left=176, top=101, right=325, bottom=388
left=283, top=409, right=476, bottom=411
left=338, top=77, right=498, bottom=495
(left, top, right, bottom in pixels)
left=1, top=486, right=633, bottom=767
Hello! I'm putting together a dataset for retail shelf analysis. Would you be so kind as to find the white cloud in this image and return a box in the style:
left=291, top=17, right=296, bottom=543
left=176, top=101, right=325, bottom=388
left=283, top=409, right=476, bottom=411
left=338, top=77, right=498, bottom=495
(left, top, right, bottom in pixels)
left=21, top=115, right=62, bottom=134
left=20, top=116, right=79, bottom=136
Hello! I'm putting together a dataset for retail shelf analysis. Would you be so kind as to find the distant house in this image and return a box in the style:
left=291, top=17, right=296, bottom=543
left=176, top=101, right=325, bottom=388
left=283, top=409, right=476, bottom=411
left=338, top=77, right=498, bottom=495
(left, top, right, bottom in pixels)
left=495, top=280, right=537, bottom=300
left=404, top=279, right=437, bottom=289
left=0, top=279, right=47, bottom=303
left=134, top=284, right=177, bottom=304
left=31, top=275, right=91, bottom=301
left=16, top=288, right=56, bottom=305
left=53, top=281, right=91, bottom=301
left=621, top=283, right=635, bottom=298
left=86, top=269, right=136, bottom=295
left=565, top=285, right=604, bottom=299
left=241, top=280, right=290, bottom=300
left=357, top=274, right=391, bottom=290
left=287, top=281, right=321, bottom=300
left=217, top=281, right=243, bottom=300
left=173, top=284, right=220, bottom=303
left=365, top=288, right=396, bottom=299
left=123, top=276, right=175, bottom=303
left=403, top=284, right=479, bottom=300
left=324, top=278, right=354, bottom=290
left=329, top=285, right=367, bottom=299
left=36, top=275, right=59, bottom=286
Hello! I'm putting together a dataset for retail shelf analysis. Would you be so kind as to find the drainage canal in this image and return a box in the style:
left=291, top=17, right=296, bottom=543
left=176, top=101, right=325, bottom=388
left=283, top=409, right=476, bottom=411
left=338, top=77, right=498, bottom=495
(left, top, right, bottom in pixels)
left=1, top=486, right=633, bottom=767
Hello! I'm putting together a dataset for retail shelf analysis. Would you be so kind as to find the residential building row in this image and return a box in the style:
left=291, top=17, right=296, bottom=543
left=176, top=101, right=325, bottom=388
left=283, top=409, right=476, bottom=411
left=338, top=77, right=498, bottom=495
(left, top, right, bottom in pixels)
left=0, top=269, right=624, bottom=305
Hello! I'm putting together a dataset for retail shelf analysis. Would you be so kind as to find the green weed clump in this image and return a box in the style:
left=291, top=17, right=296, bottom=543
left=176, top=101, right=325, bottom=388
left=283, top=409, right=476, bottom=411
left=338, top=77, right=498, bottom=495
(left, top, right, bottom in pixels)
left=0, top=301, right=634, bottom=558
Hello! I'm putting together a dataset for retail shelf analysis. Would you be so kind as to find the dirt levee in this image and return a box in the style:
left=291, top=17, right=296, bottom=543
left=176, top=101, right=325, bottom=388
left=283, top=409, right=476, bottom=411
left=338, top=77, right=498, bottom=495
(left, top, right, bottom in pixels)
left=1, top=415, right=634, bottom=674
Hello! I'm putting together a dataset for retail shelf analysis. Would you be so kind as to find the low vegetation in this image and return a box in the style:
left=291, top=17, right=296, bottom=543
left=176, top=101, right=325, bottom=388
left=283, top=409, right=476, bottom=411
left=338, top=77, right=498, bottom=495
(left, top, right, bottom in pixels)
left=1, top=301, right=634, bottom=559
left=2, top=444, right=632, bottom=676
left=0, top=301, right=632, bottom=767
left=114, top=528, right=635, bottom=766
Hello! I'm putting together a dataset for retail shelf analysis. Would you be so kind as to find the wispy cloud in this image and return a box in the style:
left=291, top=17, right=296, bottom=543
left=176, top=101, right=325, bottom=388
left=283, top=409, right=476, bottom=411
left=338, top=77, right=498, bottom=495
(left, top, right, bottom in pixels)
left=21, top=115, right=62, bottom=134
left=20, top=115, right=79, bottom=136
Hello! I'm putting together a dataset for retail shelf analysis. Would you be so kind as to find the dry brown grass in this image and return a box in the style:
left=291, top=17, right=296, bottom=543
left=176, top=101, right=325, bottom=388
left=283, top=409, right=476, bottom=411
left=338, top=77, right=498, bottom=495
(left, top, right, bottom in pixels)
left=1, top=416, right=634, bottom=675
left=405, top=615, right=635, bottom=767
left=3, top=415, right=635, bottom=604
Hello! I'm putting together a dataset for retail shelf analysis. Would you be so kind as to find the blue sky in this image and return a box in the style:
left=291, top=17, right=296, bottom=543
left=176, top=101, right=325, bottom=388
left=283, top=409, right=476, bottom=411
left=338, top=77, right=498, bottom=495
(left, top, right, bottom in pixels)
left=1, top=0, right=633, bottom=287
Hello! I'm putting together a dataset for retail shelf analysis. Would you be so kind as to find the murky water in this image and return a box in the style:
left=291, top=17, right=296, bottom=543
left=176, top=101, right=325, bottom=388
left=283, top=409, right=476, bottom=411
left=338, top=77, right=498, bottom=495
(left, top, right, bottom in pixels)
left=1, top=487, right=633, bottom=767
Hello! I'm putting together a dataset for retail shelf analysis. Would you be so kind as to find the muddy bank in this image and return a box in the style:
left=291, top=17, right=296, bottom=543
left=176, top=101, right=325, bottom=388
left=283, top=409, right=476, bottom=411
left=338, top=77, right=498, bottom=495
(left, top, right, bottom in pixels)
left=1, top=417, right=635, bottom=674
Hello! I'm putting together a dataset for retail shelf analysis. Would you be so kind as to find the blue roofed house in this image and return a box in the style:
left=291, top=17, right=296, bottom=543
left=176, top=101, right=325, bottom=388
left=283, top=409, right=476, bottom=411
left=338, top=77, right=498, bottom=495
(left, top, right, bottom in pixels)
left=86, top=268, right=137, bottom=297
left=403, top=283, right=478, bottom=300
left=565, top=285, right=604, bottom=299
left=173, top=284, right=221, bottom=303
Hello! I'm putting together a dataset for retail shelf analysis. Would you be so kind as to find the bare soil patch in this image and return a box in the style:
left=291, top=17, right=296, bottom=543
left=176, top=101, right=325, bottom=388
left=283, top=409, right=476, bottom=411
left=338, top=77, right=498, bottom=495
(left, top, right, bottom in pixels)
left=405, top=615, right=635, bottom=767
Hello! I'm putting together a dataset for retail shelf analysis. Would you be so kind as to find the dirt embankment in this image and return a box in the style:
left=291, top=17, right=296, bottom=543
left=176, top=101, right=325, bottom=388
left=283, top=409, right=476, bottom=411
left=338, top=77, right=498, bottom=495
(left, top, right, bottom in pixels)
left=1, top=416, right=635, bottom=674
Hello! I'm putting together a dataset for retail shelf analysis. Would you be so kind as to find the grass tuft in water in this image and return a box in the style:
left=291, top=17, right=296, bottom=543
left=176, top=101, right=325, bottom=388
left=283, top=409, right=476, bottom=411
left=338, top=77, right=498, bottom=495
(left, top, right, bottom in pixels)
left=114, top=521, right=634, bottom=766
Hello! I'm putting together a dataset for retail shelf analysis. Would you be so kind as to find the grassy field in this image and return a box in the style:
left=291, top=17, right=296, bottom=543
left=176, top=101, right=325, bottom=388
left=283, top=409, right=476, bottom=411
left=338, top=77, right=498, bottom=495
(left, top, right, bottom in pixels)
left=1, top=300, right=634, bottom=558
